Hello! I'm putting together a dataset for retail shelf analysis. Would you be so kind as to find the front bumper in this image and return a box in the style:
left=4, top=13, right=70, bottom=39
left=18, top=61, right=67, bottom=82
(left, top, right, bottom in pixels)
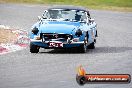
left=30, top=39, right=84, bottom=48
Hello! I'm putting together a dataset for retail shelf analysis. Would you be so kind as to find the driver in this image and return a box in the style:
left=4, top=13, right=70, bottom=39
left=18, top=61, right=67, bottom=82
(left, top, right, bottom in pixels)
left=75, top=11, right=82, bottom=21
left=48, top=10, right=62, bottom=19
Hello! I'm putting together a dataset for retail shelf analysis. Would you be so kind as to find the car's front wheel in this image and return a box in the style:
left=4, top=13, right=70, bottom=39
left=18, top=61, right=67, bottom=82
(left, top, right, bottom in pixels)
left=30, top=43, right=39, bottom=53
left=78, top=36, right=88, bottom=53
left=78, top=44, right=87, bottom=53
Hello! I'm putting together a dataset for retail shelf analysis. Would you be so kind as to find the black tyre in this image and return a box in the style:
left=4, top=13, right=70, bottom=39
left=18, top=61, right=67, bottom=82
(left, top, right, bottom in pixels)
left=88, top=42, right=95, bottom=49
left=79, top=44, right=87, bottom=53
left=95, top=30, right=98, bottom=37
left=78, top=35, right=88, bottom=53
left=30, top=43, right=39, bottom=53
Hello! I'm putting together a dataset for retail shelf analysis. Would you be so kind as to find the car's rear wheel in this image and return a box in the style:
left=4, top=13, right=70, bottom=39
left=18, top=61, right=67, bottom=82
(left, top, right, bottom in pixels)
left=30, top=43, right=39, bottom=53
left=88, top=42, right=95, bottom=49
left=95, top=30, right=98, bottom=37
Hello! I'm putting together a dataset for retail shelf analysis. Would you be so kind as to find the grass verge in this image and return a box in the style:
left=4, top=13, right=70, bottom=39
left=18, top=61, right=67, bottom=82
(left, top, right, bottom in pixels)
left=0, top=0, right=132, bottom=11
left=0, top=28, right=17, bottom=44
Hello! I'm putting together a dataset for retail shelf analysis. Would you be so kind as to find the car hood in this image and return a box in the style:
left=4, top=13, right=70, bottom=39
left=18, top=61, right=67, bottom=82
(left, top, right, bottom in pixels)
left=39, top=21, right=80, bottom=34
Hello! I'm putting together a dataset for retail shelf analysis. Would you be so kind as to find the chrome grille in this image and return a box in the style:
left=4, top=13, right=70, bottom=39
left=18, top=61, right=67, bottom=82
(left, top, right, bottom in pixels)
left=40, top=33, right=73, bottom=40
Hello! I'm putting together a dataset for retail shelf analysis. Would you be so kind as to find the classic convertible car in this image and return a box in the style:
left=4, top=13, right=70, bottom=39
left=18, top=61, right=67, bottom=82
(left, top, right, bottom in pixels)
left=30, top=6, right=97, bottom=53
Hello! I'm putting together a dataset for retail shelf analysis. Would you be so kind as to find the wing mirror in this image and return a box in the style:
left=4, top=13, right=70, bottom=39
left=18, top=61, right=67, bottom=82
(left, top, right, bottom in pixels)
left=38, top=16, right=42, bottom=21
left=89, top=19, right=95, bottom=23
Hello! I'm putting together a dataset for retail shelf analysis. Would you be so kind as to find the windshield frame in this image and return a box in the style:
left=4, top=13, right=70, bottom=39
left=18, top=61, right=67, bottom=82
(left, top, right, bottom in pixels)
left=42, top=9, right=88, bottom=22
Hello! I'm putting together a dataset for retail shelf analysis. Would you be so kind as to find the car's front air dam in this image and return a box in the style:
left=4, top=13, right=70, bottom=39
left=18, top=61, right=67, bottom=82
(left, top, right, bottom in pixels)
left=30, top=39, right=84, bottom=48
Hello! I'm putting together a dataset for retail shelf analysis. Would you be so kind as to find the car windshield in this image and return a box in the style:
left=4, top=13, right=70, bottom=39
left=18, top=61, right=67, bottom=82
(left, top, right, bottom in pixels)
left=42, top=9, right=87, bottom=22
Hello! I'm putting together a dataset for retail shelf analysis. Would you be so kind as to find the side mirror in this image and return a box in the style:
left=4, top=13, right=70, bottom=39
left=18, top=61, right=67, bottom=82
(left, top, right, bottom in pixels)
left=38, top=16, right=42, bottom=21
left=89, top=19, right=94, bottom=23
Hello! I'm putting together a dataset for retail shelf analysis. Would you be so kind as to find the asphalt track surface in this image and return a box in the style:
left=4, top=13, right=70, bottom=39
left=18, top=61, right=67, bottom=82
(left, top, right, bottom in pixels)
left=0, top=3, right=132, bottom=88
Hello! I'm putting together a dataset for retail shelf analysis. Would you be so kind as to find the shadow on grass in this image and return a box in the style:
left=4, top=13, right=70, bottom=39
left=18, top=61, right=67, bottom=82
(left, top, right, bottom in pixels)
left=39, top=46, right=132, bottom=54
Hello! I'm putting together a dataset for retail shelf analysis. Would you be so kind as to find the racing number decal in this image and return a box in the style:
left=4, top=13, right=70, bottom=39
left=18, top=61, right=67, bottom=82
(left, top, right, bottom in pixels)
left=49, top=42, right=63, bottom=47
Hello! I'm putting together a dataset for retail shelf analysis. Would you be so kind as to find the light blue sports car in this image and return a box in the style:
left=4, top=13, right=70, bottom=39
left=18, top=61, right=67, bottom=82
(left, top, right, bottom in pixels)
left=30, top=6, right=98, bottom=53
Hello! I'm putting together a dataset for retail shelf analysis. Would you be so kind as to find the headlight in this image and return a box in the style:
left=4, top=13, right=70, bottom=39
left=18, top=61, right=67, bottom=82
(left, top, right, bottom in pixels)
left=75, top=29, right=82, bottom=37
left=32, top=27, right=39, bottom=35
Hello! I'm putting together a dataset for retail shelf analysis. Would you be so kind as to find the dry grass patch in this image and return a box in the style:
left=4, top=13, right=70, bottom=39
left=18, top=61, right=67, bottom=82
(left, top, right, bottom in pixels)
left=0, top=28, right=17, bottom=44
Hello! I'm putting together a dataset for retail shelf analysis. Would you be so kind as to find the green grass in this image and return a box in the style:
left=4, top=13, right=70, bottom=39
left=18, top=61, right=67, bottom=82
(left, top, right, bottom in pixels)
left=1, top=0, right=132, bottom=11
